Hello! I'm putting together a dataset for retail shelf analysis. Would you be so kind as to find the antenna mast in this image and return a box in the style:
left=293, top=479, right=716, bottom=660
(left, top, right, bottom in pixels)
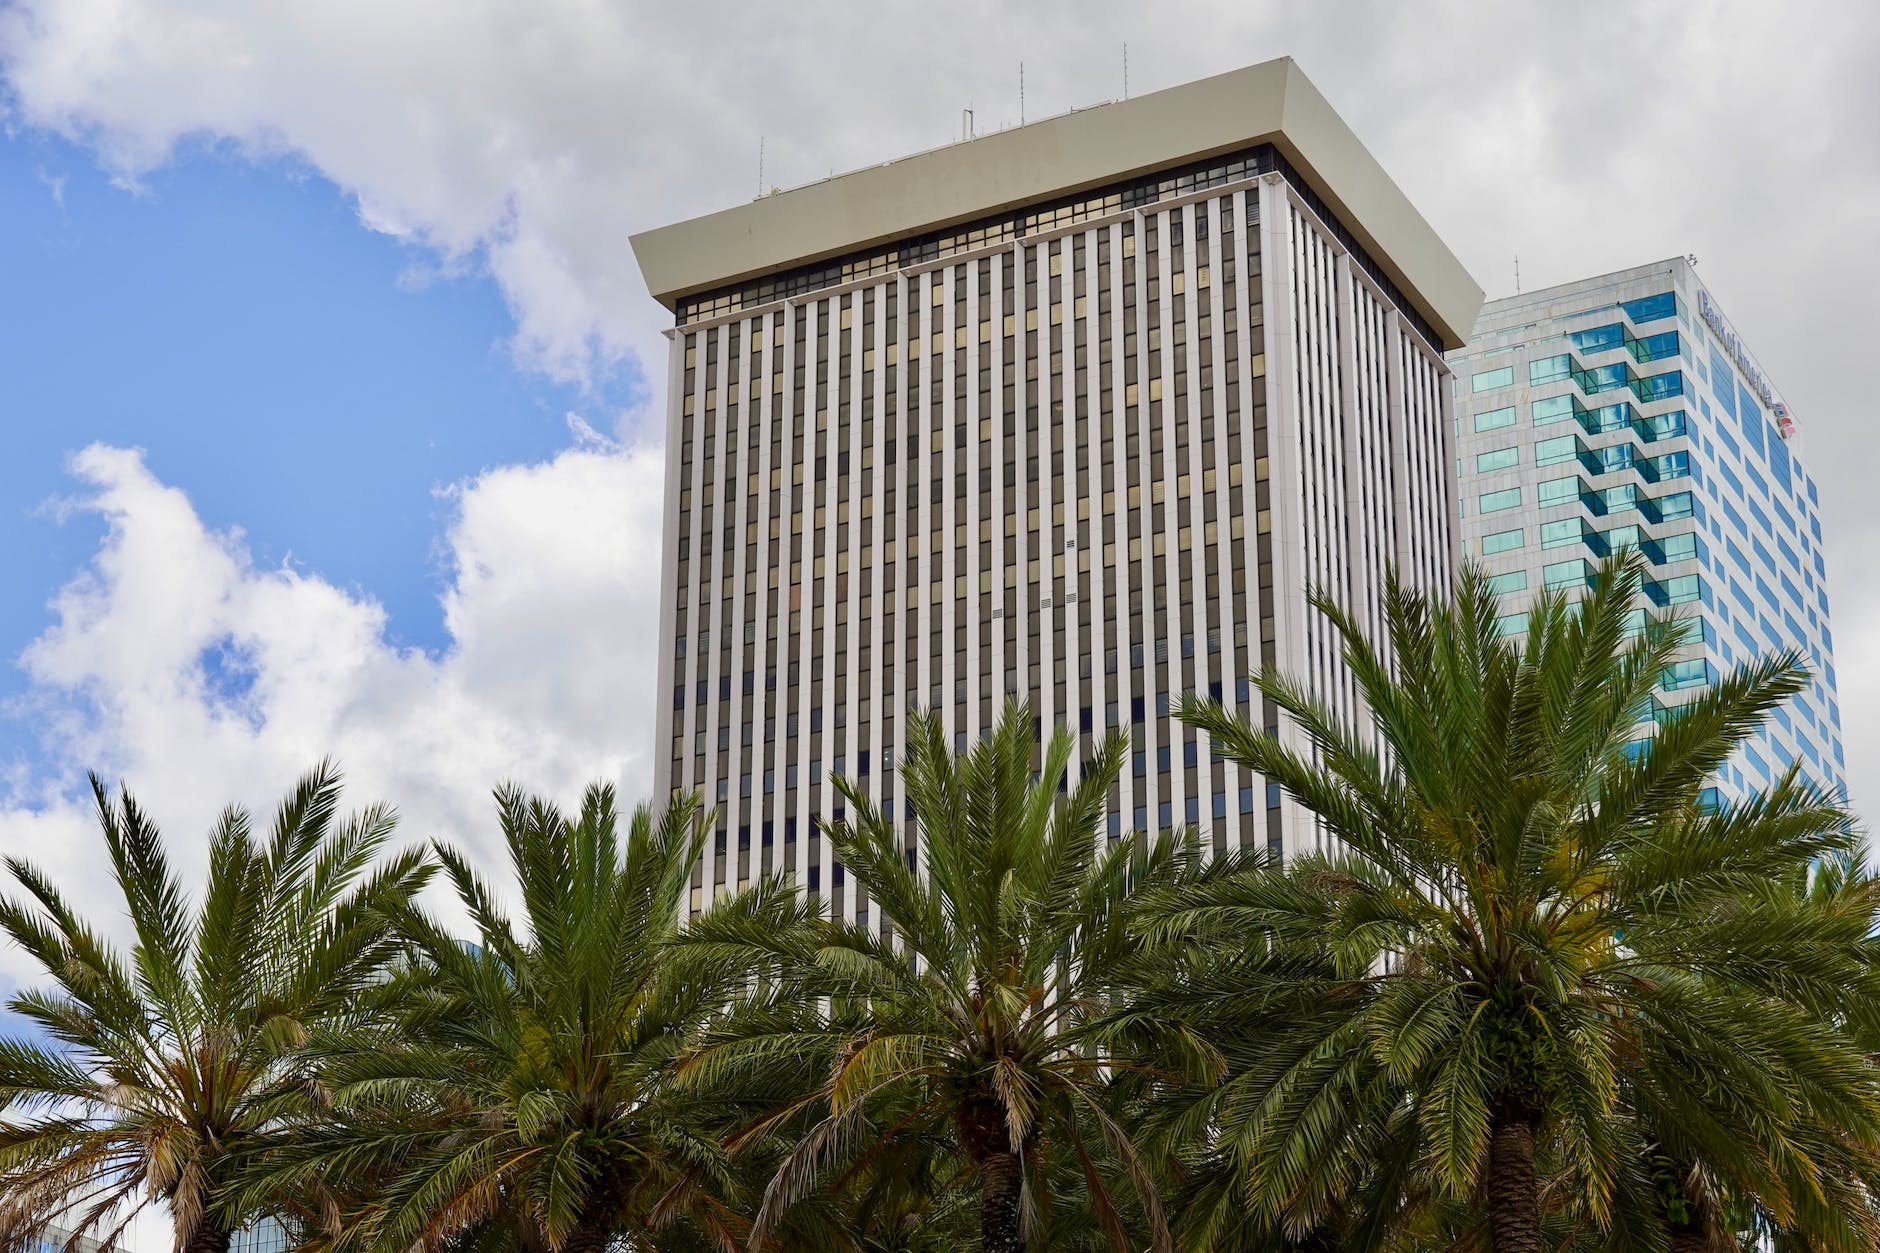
left=1020, top=62, right=1025, bottom=124
left=1514, top=254, right=1520, bottom=294
left=1123, top=44, right=1129, bottom=98
left=757, top=137, right=765, bottom=198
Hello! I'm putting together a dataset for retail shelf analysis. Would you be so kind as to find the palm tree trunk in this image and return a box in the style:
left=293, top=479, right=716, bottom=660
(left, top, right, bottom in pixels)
left=562, top=1214, right=616, bottom=1253
left=1666, top=1175, right=1719, bottom=1253
left=980, top=1149, right=1025, bottom=1253
left=562, top=1223, right=610, bottom=1253
left=1486, top=1108, right=1542, bottom=1253
left=182, top=1224, right=231, bottom=1253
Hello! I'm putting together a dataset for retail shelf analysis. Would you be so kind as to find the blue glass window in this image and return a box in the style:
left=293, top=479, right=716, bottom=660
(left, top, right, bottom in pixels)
left=1569, top=323, right=1624, bottom=353
left=1585, top=402, right=1631, bottom=433
left=1480, top=487, right=1523, bottom=514
left=1638, top=410, right=1685, bottom=440
left=1634, top=370, right=1683, bottom=402
left=1474, top=405, right=1517, bottom=431
left=1621, top=291, right=1677, bottom=324
left=1482, top=527, right=1524, bottom=555
left=1496, top=612, right=1529, bottom=637
left=1738, top=395, right=1765, bottom=457
left=1536, top=434, right=1579, bottom=466
left=1487, top=570, right=1529, bottom=594
left=1476, top=445, right=1520, bottom=473
left=1543, top=558, right=1591, bottom=589
left=1537, top=476, right=1580, bottom=505
left=1766, top=427, right=1791, bottom=482
left=1540, top=518, right=1586, bottom=549
left=1604, top=524, right=1642, bottom=553
left=1651, top=573, right=1704, bottom=606
left=1583, top=362, right=1629, bottom=393
left=1654, top=492, right=1696, bottom=522
left=1662, top=658, right=1711, bottom=691
left=1473, top=365, right=1515, bottom=392
left=1533, top=394, right=1578, bottom=426
left=1596, top=444, right=1635, bottom=473
left=1530, top=354, right=1573, bottom=385
left=1655, top=531, right=1700, bottom=563
left=1710, top=348, right=1737, bottom=417
left=1649, top=451, right=1690, bottom=481
left=1631, top=330, right=1680, bottom=363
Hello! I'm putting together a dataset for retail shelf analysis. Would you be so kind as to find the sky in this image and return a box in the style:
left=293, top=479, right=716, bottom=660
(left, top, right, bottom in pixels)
left=1, top=0, right=1879, bottom=1236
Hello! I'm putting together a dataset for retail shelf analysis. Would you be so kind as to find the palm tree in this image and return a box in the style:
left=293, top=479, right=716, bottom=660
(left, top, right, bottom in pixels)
left=0, top=762, right=430, bottom=1253
left=685, top=702, right=1219, bottom=1253
left=261, top=784, right=788, bottom=1253
left=1155, top=553, right=1880, bottom=1253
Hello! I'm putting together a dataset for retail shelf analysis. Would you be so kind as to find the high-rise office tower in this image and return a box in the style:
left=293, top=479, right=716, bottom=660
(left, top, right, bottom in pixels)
left=1450, top=257, right=1844, bottom=803
left=631, top=59, right=1481, bottom=916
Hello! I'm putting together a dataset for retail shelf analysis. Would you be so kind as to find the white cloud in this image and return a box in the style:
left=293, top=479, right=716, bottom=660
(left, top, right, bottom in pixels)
left=1, top=438, right=666, bottom=970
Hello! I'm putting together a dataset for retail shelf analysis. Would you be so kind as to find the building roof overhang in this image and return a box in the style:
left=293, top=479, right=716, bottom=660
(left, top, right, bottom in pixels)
left=629, top=57, right=1482, bottom=350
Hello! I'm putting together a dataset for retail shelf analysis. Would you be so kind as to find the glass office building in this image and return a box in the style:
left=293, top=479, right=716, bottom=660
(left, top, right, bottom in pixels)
left=630, top=59, right=1484, bottom=915
left=229, top=1218, right=292, bottom=1253
left=29, top=1227, right=120, bottom=1253
left=1450, top=257, right=1843, bottom=802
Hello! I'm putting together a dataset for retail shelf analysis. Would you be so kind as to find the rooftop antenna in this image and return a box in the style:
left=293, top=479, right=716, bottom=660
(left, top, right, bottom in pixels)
left=1020, top=62, right=1025, bottom=124
left=1513, top=254, right=1520, bottom=294
left=757, top=137, right=765, bottom=199
left=962, top=106, right=975, bottom=141
left=1123, top=44, right=1129, bottom=99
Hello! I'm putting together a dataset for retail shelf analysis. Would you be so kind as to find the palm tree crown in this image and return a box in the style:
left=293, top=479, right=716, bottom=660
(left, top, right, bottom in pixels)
left=691, top=702, right=1219, bottom=1253
left=273, top=784, right=760, bottom=1253
left=0, top=762, right=428, bottom=1253
left=1158, top=554, right=1880, bottom=1253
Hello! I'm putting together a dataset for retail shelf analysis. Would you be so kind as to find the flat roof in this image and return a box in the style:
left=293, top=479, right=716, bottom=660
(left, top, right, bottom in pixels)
left=629, top=58, right=1482, bottom=349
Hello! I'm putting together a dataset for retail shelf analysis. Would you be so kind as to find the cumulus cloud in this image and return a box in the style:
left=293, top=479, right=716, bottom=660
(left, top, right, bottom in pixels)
left=0, top=438, right=666, bottom=972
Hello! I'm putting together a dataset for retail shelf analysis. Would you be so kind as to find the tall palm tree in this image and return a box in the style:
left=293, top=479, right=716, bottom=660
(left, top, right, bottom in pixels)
left=685, top=702, right=1220, bottom=1253
left=259, top=784, right=788, bottom=1253
left=0, top=762, right=430, bottom=1253
left=1155, top=554, right=1880, bottom=1253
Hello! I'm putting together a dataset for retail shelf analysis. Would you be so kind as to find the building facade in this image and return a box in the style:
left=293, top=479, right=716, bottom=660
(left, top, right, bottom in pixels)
left=631, top=60, right=1482, bottom=916
left=1449, top=258, right=1844, bottom=802
left=31, top=1226, right=122, bottom=1253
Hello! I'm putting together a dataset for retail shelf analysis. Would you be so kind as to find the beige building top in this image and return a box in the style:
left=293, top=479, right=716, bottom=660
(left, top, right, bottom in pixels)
left=629, top=57, right=1482, bottom=348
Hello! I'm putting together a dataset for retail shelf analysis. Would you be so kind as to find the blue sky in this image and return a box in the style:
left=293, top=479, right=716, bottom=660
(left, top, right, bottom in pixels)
left=0, top=134, right=641, bottom=769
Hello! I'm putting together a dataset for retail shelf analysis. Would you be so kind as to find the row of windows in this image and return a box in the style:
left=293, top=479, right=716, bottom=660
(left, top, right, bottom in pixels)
left=1465, top=292, right=1678, bottom=396
left=1488, top=571, right=1714, bottom=635
left=1528, top=353, right=1685, bottom=404
left=677, top=147, right=1445, bottom=353
left=1479, top=482, right=1698, bottom=524
left=1479, top=522, right=1700, bottom=566
left=1473, top=356, right=1683, bottom=407
left=1528, top=439, right=1690, bottom=481
left=1533, top=396, right=1685, bottom=441
left=1477, top=393, right=1687, bottom=443
left=676, top=145, right=1282, bottom=325
left=1562, top=323, right=1679, bottom=365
